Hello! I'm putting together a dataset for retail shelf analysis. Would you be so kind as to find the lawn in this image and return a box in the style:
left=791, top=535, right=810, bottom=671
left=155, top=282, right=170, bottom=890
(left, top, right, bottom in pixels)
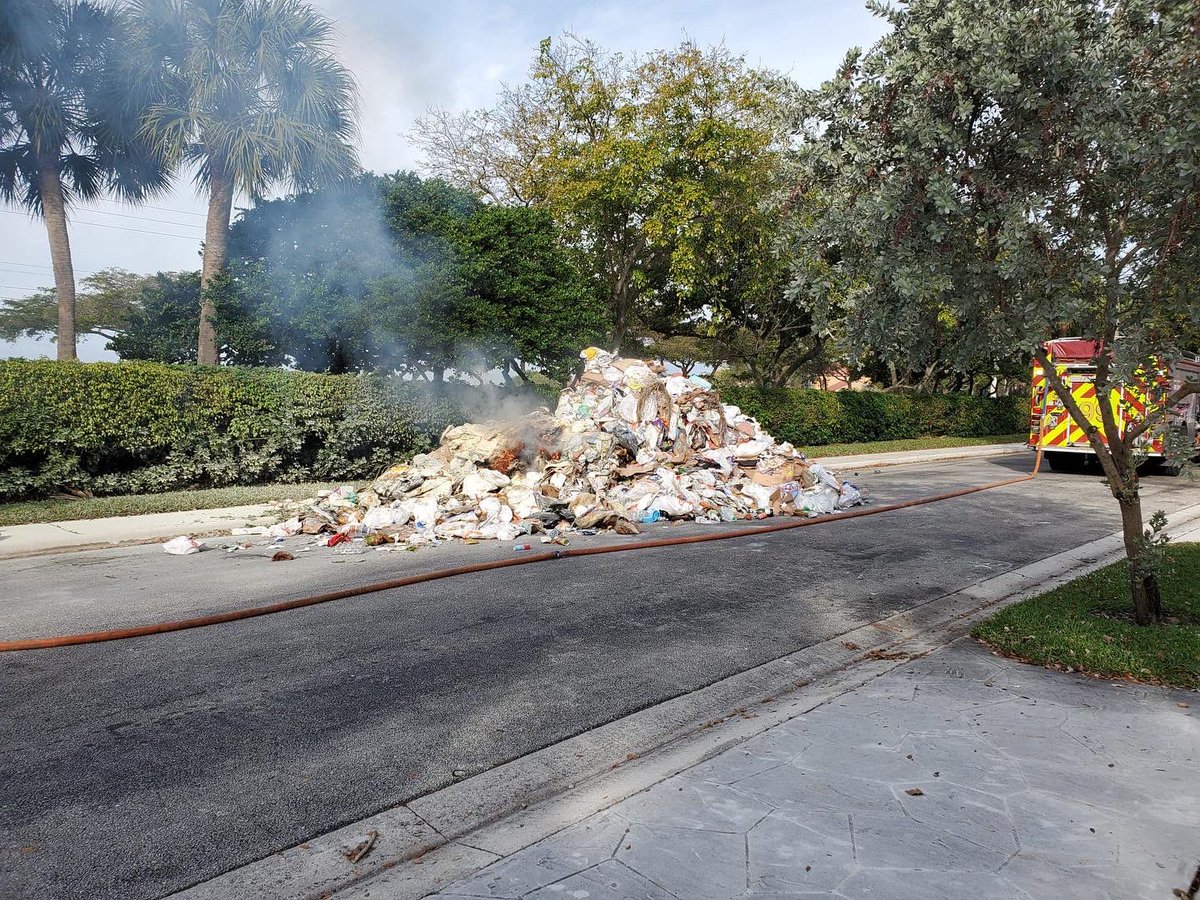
left=0, top=483, right=339, bottom=528
left=804, top=433, right=1026, bottom=459
left=973, top=543, right=1200, bottom=690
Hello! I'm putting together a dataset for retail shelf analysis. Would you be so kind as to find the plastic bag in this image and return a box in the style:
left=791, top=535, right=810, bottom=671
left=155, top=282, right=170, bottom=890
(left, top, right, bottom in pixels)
left=838, top=481, right=864, bottom=508
left=363, top=506, right=412, bottom=531
left=162, top=536, right=204, bottom=555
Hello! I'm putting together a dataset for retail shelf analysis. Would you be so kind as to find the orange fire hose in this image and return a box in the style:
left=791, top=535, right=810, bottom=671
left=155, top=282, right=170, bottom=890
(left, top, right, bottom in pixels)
left=0, top=447, right=1042, bottom=653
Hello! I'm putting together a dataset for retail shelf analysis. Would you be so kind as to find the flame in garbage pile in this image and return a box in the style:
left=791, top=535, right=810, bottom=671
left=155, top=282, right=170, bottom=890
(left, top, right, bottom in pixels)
left=274, top=348, right=864, bottom=547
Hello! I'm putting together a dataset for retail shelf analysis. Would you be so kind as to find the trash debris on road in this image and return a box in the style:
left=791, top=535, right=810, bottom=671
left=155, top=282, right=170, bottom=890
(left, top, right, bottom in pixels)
left=162, top=536, right=204, bottom=555
left=271, top=550, right=295, bottom=562
left=265, top=348, right=865, bottom=553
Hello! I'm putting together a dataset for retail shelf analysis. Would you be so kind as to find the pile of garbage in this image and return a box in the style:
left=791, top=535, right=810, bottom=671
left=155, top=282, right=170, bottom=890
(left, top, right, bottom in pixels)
left=268, top=348, right=864, bottom=549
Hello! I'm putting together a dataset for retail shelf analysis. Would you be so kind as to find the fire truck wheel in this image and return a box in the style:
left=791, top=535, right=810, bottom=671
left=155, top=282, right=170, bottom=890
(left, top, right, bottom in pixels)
left=1045, top=451, right=1087, bottom=473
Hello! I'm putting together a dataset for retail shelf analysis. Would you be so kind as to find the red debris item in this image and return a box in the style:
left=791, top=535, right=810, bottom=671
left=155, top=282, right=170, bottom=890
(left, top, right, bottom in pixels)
left=327, top=532, right=351, bottom=547
left=489, top=443, right=525, bottom=475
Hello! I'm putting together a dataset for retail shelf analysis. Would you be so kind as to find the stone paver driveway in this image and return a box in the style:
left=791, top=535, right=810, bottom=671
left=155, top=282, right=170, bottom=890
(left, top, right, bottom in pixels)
left=430, top=639, right=1199, bottom=900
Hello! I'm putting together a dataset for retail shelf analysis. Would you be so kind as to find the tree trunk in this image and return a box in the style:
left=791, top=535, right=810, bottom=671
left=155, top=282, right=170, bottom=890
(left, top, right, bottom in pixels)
left=198, top=166, right=235, bottom=366
left=1117, top=489, right=1162, bottom=626
left=38, top=157, right=77, bottom=361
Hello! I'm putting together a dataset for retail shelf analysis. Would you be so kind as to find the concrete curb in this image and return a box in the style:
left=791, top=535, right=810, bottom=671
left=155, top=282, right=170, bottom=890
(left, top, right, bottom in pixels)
left=168, top=500, right=1200, bottom=900
left=0, top=444, right=1023, bottom=561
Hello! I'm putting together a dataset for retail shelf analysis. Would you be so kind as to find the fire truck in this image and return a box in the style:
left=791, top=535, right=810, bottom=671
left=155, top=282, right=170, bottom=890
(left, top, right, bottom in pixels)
left=1028, top=338, right=1200, bottom=473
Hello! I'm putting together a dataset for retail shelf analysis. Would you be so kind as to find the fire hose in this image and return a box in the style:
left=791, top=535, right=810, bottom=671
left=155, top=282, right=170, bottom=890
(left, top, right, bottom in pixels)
left=0, top=446, right=1042, bottom=653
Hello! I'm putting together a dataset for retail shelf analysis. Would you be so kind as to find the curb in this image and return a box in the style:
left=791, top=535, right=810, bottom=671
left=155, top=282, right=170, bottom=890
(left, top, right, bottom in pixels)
left=169, top=500, right=1200, bottom=900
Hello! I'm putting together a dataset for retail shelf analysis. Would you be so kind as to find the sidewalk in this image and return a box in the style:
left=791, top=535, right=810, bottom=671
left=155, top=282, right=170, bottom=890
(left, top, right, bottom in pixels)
left=0, top=503, right=278, bottom=559
left=812, top=441, right=1026, bottom=471
left=0, top=443, right=1025, bottom=560
left=317, top=515, right=1200, bottom=900
left=385, top=638, right=1200, bottom=900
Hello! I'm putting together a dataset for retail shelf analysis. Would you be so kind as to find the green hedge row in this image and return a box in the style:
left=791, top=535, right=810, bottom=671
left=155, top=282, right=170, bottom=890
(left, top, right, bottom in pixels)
left=716, top=383, right=1026, bottom=447
left=0, top=360, right=464, bottom=502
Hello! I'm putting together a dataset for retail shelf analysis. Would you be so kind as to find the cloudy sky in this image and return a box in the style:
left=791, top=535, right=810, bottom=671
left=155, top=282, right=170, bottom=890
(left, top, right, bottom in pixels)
left=0, top=0, right=889, bottom=361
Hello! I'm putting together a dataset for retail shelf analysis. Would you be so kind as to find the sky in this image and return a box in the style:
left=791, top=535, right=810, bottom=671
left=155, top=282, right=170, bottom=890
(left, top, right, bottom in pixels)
left=0, top=0, right=890, bottom=361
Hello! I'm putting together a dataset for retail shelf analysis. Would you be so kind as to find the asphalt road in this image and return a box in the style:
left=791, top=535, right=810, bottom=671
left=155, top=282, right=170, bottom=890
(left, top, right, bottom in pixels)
left=1, top=455, right=1197, bottom=900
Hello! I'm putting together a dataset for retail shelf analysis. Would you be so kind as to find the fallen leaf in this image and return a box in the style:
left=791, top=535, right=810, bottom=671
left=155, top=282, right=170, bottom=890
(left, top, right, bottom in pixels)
left=1179, top=703, right=1190, bottom=709
left=344, top=830, right=379, bottom=864
left=271, top=550, right=295, bottom=562
left=841, top=641, right=860, bottom=651
left=904, top=787, right=925, bottom=797
left=866, top=649, right=912, bottom=661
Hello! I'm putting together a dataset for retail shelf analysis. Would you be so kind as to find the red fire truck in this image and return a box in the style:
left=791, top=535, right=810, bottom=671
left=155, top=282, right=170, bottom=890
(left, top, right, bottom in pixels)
left=1028, top=338, right=1200, bottom=472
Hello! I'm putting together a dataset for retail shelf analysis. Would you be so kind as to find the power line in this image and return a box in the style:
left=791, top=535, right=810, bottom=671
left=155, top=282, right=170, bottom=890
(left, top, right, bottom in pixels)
left=72, top=207, right=207, bottom=230
left=0, top=268, right=62, bottom=280
left=1, top=208, right=203, bottom=235
left=89, top=199, right=208, bottom=219
left=0, top=260, right=54, bottom=271
left=67, top=218, right=202, bottom=240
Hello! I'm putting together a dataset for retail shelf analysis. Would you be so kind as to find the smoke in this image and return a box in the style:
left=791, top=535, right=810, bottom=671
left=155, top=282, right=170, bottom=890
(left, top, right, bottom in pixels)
left=225, top=173, right=564, bottom=428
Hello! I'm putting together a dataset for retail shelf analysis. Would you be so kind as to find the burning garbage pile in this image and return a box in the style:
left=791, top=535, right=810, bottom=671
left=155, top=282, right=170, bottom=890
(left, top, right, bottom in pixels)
left=273, top=348, right=865, bottom=549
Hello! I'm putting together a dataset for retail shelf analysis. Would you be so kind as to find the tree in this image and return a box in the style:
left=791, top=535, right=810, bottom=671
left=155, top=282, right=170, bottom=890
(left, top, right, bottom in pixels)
left=455, top=204, right=605, bottom=383
left=0, top=267, right=145, bottom=343
left=414, top=37, right=788, bottom=346
left=798, top=0, right=1200, bottom=624
left=0, top=0, right=168, bottom=360
left=129, top=0, right=359, bottom=365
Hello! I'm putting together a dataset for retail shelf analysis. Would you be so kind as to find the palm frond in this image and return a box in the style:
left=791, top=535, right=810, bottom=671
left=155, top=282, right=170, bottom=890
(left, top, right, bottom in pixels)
left=125, top=0, right=359, bottom=199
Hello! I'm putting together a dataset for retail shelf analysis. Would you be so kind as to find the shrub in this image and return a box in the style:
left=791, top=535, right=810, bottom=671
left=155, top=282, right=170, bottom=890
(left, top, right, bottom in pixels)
left=0, top=360, right=465, bottom=502
left=716, top=382, right=1025, bottom=448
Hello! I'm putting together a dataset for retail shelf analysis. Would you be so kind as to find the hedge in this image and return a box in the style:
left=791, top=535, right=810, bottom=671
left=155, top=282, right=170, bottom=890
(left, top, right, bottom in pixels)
left=716, top=383, right=1026, bottom=448
left=0, top=360, right=464, bottom=502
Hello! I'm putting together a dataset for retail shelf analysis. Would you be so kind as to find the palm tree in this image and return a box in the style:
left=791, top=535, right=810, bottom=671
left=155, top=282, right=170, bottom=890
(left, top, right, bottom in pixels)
left=0, top=0, right=169, bottom=360
left=130, top=0, right=359, bottom=365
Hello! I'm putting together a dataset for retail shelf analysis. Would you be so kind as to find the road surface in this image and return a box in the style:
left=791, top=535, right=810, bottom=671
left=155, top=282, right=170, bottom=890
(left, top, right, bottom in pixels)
left=0, top=454, right=1196, bottom=899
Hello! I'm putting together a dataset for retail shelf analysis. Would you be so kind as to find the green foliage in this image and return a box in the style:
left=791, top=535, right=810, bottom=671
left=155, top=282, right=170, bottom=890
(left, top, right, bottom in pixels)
left=0, top=0, right=169, bottom=212
left=127, top=0, right=358, bottom=200
left=0, top=359, right=462, bottom=501
left=455, top=204, right=606, bottom=382
left=795, top=0, right=1200, bottom=401
left=716, top=383, right=1024, bottom=448
left=415, top=38, right=790, bottom=345
left=0, top=267, right=140, bottom=342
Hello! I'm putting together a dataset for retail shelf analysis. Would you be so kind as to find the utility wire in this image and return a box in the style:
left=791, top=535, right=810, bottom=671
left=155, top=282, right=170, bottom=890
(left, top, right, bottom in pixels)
left=88, top=199, right=208, bottom=219
left=76, top=207, right=206, bottom=229
left=68, top=219, right=201, bottom=240
left=0, top=260, right=54, bottom=271
left=0, top=267, right=83, bottom=280
left=1, top=208, right=203, bottom=236
left=0, top=261, right=100, bottom=276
